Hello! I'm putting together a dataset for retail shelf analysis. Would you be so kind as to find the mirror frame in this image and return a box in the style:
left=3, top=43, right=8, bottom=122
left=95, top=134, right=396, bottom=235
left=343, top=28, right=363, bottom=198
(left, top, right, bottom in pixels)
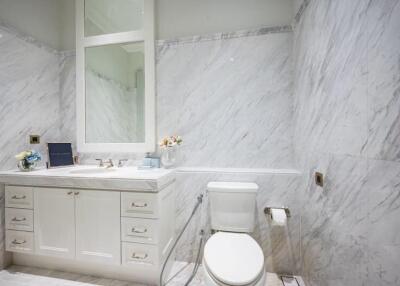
left=75, top=0, right=155, bottom=153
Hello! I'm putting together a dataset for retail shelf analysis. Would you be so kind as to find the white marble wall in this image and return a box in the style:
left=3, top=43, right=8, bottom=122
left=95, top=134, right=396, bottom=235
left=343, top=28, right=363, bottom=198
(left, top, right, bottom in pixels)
left=157, top=31, right=295, bottom=168
left=157, top=29, right=300, bottom=273
left=0, top=25, right=63, bottom=268
left=293, top=0, right=400, bottom=285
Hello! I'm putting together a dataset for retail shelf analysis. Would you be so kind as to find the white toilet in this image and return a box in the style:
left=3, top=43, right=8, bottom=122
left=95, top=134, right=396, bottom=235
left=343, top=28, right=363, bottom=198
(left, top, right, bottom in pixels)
left=203, top=182, right=266, bottom=286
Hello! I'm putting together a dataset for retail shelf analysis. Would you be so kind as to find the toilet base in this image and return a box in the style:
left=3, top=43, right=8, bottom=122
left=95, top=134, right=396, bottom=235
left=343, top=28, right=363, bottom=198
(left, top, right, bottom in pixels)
left=202, top=263, right=266, bottom=286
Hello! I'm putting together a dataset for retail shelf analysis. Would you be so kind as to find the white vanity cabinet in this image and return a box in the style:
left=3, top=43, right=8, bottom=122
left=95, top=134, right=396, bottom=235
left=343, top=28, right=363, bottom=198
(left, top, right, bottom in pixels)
left=34, top=188, right=121, bottom=264
left=75, top=190, right=120, bottom=264
left=1, top=166, right=175, bottom=285
left=34, top=187, right=76, bottom=259
left=0, top=165, right=175, bottom=285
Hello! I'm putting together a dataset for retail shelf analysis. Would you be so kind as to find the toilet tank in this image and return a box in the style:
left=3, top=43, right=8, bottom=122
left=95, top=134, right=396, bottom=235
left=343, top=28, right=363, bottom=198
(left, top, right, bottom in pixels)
left=207, top=182, right=258, bottom=233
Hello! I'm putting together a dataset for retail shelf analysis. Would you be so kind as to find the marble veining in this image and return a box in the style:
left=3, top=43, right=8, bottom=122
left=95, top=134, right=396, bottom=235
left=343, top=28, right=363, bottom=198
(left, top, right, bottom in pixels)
left=0, top=24, right=63, bottom=269
left=365, top=0, right=400, bottom=162
left=293, top=0, right=400, bottom=285
left=156, top=25, right=292, bottom=48
left=157, top=32, right=295, bottom=168
left=0, top=166, right=175, bottom=192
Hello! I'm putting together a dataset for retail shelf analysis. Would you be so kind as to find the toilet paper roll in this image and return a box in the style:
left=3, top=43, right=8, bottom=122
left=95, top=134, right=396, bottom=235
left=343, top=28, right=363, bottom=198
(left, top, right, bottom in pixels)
left=271, top=208, right=287, bottom=226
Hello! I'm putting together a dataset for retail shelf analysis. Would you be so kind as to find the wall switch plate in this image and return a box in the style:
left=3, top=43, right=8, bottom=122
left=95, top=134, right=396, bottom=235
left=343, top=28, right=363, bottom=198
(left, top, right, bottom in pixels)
left=29, top=135, right=40, bottom=144
left=315, top=172, right=324, bottom=187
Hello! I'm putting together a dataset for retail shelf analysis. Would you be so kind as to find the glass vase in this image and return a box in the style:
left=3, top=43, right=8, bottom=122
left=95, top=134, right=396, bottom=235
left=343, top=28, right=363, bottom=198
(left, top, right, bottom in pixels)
left=17, top=160, right=37, bottom=172
left=161, top=146, right=177, bottom=168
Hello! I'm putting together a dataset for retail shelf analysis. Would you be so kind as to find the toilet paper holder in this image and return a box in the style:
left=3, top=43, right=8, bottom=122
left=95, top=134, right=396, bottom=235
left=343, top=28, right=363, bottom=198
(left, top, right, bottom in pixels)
left=264, top=207, right=291, bottom=219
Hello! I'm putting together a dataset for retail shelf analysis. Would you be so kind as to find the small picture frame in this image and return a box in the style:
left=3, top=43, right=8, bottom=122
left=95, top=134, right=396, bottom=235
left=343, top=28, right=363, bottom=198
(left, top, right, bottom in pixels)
left=47, top=143, right=74, bottom=168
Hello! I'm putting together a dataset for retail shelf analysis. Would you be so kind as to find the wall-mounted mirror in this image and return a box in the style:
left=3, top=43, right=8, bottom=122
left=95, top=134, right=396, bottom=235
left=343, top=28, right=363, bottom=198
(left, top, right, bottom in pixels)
left=85, top=42, right=145, bottom=143
left=84, top=0, right=144, bottom=37
left=76, top=0, right=155, bottom=153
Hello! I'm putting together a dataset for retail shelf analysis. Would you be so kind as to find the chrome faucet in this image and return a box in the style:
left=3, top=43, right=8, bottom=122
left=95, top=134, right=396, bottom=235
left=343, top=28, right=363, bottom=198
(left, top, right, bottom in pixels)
left=95, top=159, right=104, bottom=167
left=103, top=159, right=114, bottom=168
left=118, top=159, right=128, bottom=168
left=95, top=159, right=114, bottom=168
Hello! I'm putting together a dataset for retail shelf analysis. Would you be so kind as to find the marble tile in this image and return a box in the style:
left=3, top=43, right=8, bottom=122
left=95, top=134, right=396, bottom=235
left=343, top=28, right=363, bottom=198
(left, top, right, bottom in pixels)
left=59, top=52, right=77, bottom=149
left=366, top=159, right=400, bottom=286
left=0, top=265, right=148, bottom=286
left=291, top=0, right=400, bottom=284
left=157, top=32, right=295, bottom=168
left=365, top=0, right=400, bottom=162
left=292, top=0, right=369, bottom=161
left=0, top=26, right=62, bottom=170
left=299, top=154, right=369, bottom=286
left=0, top=25, right=63, bottom=271
left=0, top=264, right=305, bottom=286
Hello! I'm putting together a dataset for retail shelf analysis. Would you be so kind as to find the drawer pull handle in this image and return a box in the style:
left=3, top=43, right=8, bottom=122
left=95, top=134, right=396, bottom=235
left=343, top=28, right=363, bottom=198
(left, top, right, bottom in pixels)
left=12, top=239, right=26, bottom=245
left=131, top=202, right=148, bottom=208
left=67, top=191, right=73, bottom=195
left=74, top=192, right=80, bottom=195
left=11, top=195, right=26, bottom=200
left=132, top=253, right=148, bottom=260
left=132, top=227, right=147, bottom=234
left=12, top=217, right=27, bottom=222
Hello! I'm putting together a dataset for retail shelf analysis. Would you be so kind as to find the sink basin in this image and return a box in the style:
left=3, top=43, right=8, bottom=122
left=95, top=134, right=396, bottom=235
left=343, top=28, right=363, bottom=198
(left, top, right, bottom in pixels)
left=69, top=168, right=117, bottom=175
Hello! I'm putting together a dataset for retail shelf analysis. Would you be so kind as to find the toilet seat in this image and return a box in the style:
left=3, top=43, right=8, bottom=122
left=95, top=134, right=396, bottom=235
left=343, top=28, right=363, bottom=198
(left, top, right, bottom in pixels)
left=203, top=232, right=265, bottom=286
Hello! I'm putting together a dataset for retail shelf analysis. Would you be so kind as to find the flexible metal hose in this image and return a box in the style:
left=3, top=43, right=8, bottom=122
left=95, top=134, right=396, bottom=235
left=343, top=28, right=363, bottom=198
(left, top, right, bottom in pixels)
left=184, top=229, right=204, bottom=286
left=159, top=194, right=204, bottom=286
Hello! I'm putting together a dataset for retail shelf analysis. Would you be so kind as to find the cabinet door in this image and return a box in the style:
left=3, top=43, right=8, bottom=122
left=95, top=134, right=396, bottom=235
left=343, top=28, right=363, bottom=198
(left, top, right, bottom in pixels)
left=75, top=190, right=121, bottom=265
left=34, top=188, right=75, bottom=259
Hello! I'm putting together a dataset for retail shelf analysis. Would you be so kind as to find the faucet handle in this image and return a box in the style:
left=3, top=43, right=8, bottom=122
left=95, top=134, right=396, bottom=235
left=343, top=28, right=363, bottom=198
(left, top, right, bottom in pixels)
left=95, top=159, right=104, bottom=167
left=118, top=159, right=128, bottom=168
left=108, top=159, right=114, bottom=167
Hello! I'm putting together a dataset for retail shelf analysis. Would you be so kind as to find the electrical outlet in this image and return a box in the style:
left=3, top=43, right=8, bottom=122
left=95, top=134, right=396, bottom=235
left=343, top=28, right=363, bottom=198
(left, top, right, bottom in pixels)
left=315, top=172, right=324, bottom=187
left=29, top=135, right=40, bottom=144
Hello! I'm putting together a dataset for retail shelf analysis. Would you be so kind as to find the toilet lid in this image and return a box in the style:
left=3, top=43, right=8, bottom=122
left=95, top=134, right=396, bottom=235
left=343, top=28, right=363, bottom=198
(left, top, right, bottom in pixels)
left=203, top=232, right=264, bottom=286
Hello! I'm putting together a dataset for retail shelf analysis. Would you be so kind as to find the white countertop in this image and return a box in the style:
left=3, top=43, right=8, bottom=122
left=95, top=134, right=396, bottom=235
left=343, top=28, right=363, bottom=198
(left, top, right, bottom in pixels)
left=0, top=165, right=175, bottom=192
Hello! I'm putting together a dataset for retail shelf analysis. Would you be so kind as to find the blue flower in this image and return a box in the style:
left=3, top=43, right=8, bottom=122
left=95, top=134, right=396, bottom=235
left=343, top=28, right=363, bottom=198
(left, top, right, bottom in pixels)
left=25, top=150, right=42, bottom=163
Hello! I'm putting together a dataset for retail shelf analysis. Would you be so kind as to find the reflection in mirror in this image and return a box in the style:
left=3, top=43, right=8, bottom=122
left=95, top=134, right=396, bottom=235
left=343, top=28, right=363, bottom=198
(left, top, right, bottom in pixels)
left=85, top=42, right=145, bottom=143
left=84, top=0, right=144, bottom=37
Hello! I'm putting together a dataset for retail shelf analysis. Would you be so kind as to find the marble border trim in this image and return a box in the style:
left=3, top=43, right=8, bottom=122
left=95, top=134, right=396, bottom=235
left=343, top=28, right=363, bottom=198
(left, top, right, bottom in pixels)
left=293, top=0, right=310, bottom=25
left=156, top=25, right=293, bottom=47
left=176, top=167, right=302, bottom=175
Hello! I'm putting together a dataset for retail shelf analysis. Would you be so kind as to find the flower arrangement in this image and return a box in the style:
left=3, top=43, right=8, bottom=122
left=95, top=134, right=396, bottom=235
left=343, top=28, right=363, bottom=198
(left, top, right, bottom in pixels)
left=159, top=135, right=182, bottom=168
left=159, top=135, right=183, bottom=149
left=15, top=150, right=42, bottom=171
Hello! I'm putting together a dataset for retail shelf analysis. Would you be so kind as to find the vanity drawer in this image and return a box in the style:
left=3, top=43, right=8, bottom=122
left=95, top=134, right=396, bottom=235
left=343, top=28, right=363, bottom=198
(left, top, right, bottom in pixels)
left=121, top=217, right=158, bottom=244
left=5, top=208, right=34, bottom=232
left=121, top=192, right=158, bottom=218
left=122, top=242, right=158, bottom=268
left=5, top=186, right=34, bottom=209
left=6, top=230, right=34, bottom=254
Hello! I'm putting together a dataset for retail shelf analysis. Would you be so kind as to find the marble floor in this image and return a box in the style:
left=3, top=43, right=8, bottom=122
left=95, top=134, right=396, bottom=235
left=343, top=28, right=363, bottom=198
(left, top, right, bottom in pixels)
left=0, top=263, right=305, bottom=286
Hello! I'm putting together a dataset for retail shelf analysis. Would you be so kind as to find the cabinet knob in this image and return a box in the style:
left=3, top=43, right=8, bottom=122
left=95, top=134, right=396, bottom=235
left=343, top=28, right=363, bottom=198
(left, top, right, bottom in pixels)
left=74, top=192, right=80, bottom=195
left=132, top=227, right=147, bottom=234
left=131, top=202, right=148, bottom=208
left=67, top=191, right=73, bottom=195
left=12, top=217, right=26, bottom=222
left=11, top=195, right=26, bottom=200
left=12, top=239, right=26, bottom=245
left=132, top=252, right=148, bottom=260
